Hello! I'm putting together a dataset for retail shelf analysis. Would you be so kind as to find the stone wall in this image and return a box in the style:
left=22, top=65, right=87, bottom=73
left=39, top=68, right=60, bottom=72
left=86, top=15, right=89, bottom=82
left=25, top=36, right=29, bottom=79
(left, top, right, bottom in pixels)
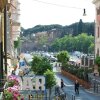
left=61, top=70, right=91, bottom=89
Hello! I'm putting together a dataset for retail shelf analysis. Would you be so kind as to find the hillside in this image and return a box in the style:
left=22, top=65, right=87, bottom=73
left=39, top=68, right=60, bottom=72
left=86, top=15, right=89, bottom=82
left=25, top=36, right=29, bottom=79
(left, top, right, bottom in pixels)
left=21, top=19, right=94, bottom=37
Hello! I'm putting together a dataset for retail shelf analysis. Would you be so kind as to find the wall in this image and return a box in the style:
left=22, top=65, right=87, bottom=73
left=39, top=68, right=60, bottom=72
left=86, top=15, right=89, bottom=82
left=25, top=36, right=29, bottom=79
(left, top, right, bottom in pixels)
left=61, top=70, right=91, bottom=89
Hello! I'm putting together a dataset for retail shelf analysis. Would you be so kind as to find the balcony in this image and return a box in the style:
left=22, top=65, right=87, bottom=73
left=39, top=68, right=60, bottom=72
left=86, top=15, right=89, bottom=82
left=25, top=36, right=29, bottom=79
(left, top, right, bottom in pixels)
left=11, top=0, right=20, bottom=10
left=11, top=9, right=20, bottom=15
left=12, top=26, right=20, bottom=32
left=11, top=12, right=20, bottom=19
left=11, top=21, right=20, bottom=26
left=12, top=31, right=20, bottom=41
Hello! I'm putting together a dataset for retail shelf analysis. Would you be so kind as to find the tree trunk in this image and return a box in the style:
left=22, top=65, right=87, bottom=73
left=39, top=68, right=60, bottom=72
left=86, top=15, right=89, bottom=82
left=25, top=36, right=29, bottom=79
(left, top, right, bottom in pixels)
left=49, top=88, right=51, bottom=100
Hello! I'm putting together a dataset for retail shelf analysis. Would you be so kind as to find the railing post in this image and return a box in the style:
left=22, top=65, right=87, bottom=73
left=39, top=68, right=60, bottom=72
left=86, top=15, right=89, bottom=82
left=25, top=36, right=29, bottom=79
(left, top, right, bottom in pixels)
left=72, top=95, right=75, bottom=100
left=72, top=95, right=73, bottom=100
left=97, top=83, right=98, bottom=93
left=74, top=95, right=75, bottom=100
left=94, top=82, right=96, bottom=92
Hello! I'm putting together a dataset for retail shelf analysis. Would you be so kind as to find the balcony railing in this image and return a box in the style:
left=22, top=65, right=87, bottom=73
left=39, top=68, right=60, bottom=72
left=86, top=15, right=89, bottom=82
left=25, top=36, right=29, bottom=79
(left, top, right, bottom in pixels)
left=0, top=79, right=8, bottom=99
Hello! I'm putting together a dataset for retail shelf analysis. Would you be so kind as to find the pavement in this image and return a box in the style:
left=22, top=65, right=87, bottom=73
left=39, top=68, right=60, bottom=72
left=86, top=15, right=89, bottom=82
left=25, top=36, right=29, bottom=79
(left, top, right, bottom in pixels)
left=52, top=63, right=100, bottom=100
left=55, top=71, right=100, bottom=100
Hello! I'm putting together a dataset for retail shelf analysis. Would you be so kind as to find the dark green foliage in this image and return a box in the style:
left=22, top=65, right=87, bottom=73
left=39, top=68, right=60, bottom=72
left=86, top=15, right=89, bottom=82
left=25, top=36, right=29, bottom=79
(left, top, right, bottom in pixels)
left=57, top=51, right=69, bottom=67
left=51, top=33, right=94, bottom=53
left=8, top=81, right=15, bottom=87
left=78, top=19, right=83, bottom=35
left=21, top=20, right=94, bottom=37
left=95, top=56, right=100, bottom=66
left=22, top=24, right=63, bottom=36
left=31, top=56, right=52, bottom=75
left=63, top=65, right=92, bottom=81
left=4, top=90, right=13, bottom=100
left=14, top=37, right=20, bottom=49
left=44, top=69, right=56, bottom=89
left=31, top=55, right=56, bottom=89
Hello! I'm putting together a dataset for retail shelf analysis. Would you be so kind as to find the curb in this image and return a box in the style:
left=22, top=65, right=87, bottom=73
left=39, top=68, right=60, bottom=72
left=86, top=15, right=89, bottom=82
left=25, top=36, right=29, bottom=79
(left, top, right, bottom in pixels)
left=85, top=89, right=100, bottom=96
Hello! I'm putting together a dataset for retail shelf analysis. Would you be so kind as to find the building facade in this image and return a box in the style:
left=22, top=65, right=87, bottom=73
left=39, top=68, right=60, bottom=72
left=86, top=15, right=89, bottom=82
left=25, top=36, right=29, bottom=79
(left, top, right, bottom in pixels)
left=93, top=0, right=100, bottom=57
left=0, top=0, right=21, bottom=78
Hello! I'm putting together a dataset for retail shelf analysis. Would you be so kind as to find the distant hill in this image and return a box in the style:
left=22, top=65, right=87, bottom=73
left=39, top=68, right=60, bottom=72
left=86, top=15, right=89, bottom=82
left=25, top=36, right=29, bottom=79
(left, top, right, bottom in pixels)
left=21, top=19, right=94, bottom=37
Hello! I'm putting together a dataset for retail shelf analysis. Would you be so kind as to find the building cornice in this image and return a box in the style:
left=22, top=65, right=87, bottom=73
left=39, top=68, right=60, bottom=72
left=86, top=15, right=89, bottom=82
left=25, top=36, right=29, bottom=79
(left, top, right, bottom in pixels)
left=93, top=0, right=100, bottom=4
left=0, top=0, right=7, bottom=12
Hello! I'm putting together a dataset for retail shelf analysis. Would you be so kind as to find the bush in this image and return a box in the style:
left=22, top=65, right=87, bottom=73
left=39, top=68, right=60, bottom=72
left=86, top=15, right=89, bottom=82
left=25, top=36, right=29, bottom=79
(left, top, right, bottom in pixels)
left=62, top=64, right=92, bottom=81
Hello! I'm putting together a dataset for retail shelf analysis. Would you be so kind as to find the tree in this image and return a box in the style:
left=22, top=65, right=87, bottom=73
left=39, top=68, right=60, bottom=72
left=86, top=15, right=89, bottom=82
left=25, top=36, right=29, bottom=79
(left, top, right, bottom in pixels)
left=31, top=56, right=52, bottom=75
left=14, top=37, right=20, bottom=49
left=95, top=56, right=100, bottom=66
left=57, top=51, right=69, bottom=67
left=44, top=69, right=56, bottom=100
left=44, top=69, right=56, bottom=89
left=78, top=19, right=83, bottom=34
left=88, top=43, right=94, bottom=54
left=51, top=38, right=61, bottom=52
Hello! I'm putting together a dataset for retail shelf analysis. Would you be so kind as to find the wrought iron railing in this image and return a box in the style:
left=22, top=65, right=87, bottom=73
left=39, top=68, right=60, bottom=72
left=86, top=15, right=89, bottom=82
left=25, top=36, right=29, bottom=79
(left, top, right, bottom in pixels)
left=0, top=79, right=8, bottom=100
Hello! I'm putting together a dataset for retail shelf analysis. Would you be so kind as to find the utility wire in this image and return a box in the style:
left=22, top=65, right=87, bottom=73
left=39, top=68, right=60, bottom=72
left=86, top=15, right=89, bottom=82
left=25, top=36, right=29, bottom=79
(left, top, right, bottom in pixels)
left=33, top=0, right=83, bottom=9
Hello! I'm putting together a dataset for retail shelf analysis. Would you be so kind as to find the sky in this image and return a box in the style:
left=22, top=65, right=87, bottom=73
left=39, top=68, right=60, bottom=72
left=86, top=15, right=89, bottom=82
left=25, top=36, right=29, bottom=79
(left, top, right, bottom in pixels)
left=20, top=0, right=95, bottom=29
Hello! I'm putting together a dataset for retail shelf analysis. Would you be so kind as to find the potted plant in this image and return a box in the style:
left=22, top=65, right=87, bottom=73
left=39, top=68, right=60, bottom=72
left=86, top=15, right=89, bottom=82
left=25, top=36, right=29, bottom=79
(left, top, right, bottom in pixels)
left=4, top=90, right=13, bottom=100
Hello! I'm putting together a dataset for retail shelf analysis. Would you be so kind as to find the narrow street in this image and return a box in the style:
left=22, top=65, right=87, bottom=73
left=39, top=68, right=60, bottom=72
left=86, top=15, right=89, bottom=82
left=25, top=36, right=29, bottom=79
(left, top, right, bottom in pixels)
left=54, top=67, right=100, bottom=100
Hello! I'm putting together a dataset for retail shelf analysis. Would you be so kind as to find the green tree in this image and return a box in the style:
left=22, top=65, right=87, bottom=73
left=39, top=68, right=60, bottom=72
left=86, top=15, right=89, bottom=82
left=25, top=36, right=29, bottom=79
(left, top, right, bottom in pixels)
left=57, top=51, right=69, bottom=67
left=44, top=69, right=56, bottom=89
left=88, top=43, right=94, bottom=54
left=51, top=38, right=61, bottom=52
left=78, top=19, right=83, bottom=34
left=95, top=56, right=100, bottom=66
left=51, top=33, right=94, bottom=53
left=14, top=37, right=20, bottom=49
left=44, top=69, right=56, bottom=100
left=31, top=56, right=52, bottom=75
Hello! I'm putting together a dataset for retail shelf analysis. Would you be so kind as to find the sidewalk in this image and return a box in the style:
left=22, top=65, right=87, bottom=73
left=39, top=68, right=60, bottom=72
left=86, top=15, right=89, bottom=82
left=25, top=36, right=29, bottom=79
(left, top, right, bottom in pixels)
left=55, top=72, right=100, bottom=100
left=86, top=87, right=100, bottom=96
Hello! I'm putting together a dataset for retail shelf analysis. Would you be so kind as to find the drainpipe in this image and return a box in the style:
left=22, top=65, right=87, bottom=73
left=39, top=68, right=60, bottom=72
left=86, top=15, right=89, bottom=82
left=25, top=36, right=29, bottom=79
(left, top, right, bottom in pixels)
left=4, top=5, right=7, bottom=75
left=0, top=14, right=3, bottom=80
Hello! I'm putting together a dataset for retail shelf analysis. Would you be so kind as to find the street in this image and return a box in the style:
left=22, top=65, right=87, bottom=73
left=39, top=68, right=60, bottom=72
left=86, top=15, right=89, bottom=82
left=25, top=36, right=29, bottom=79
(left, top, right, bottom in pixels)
left=54, top=66, right=100, bottom=100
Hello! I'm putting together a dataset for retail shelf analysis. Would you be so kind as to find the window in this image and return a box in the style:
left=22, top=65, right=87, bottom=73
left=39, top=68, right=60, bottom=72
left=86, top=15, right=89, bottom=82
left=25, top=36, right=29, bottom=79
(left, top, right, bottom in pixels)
left=97, top=7, right=100, bottom=15
left=39, top=79, right=42, bottom=84
left=97, top=48, right=99, bottom=56
left=39, top=86, right=42, bottom=90
left=33, top=86, right=35, bottom=89
left=98, top=27, right=99, bottom=38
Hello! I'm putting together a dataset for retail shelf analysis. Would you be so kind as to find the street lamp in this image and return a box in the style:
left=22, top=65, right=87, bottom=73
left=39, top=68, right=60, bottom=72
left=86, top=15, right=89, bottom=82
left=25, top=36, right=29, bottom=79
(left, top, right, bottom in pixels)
left=83, top=9, right=86, bottom=16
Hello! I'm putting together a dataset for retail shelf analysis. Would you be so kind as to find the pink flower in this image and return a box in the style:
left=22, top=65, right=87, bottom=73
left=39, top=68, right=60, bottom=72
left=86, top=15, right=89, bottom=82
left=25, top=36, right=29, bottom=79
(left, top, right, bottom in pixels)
left=13, top=91, right=20, bottom=97
left=21, top=97, right=24, bottom=100
left=13, top=85, right=19, bottom=89
left=21, top=96, right=24, bottom=100
left=7, top=87, right=13, bottom=92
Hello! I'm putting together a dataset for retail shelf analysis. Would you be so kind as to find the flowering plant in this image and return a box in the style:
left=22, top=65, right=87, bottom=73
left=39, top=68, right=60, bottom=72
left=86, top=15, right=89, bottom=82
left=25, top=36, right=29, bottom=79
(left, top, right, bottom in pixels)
left=4, top=88, right=24, bottom=100
left=4, top=75, right=24, bottom=100
left=8, top=75, right=19, bottom=86
left=4, top=89, right=13, bottom=100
